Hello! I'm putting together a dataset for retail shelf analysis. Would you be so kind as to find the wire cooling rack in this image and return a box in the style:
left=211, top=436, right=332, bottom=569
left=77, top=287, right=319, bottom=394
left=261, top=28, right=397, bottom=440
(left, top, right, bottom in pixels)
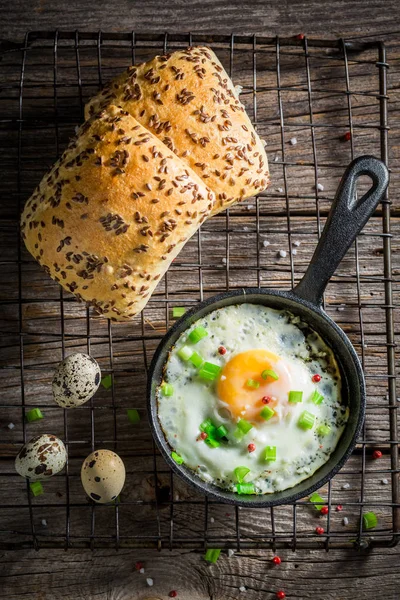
left=0, top=32, right=398, bottom=551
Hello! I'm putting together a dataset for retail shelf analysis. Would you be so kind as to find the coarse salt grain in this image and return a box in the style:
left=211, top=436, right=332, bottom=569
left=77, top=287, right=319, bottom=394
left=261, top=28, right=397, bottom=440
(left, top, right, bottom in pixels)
left=293, top=240, right=301, bottom=247
left=247, top=204, right=255, bottom=210
left=289, top=137, right=297, bottom=146
left=342, top=517, right=349, bottom=526
left=263, top=240, right=270, bottom=248
left=41, top=519, right=47, bottom=527
left=292, top=249, right=297, bottom=256
left=146, top=578, right=153, bottom=587
left=337, top=305, right=346, bottom=312
left=139, top=568, right=145, bottom=574
left=220, top=375, right=227, bottom=381
left=8, top=423, right=15, bottom=430
left=382, top=478, right=389, bottom=485
left=210, top=517, right=215, bottom=523
left=228, top=549, right=235, bottom=558
left=277, top=188, right=284, bottom=193
left=278, top=250, right=287, bottom=258
left=316, top=183, right=324, bottom=192
left=274, top=155, right=279, bottom=162
left=239, top=586, right=247, bottom=593
left=222, top=257, right=227, bottom=265
left=342, top=483, right=350, bottom=490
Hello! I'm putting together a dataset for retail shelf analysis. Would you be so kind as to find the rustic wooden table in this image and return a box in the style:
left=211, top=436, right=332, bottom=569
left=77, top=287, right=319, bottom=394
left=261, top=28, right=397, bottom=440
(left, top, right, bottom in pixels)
left=0, top=2, right=399, bottom=599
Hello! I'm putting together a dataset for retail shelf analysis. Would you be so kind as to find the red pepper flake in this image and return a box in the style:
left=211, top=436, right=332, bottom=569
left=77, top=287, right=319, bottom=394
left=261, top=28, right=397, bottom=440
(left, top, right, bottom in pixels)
left=320, top=506, right=329, bottom=516
left=262, top=396, right=271, bottom=404
left=315, top=526, right=324, bottom=535
left=276, top=592, right=286, bottom=600
left=169, top=592, right=178, bottom=598
left=343, top=132, right=351, bottom=142
left=296, top=33, right=305, bottom=40
left=372, top=449, right=383, bottom=459
left=135, top=561, right=144, bottom=571
left=200, top=432, right=208, bottom=440
left=272, top=556, right=282, bottom=565
left=218, top=346, right=227, bottom=355
left=312, top=374, right=321, bottom=383
left=248, top=443, right=256, bottom=453
left=336, top=505, right=343, bottom=512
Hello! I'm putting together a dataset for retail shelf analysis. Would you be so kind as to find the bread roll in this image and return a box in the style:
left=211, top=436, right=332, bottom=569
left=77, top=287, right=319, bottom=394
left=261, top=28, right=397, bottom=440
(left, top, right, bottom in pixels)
left=85, top=46, right=269, bottom=213
left=21, top=106, right=214, bottom=321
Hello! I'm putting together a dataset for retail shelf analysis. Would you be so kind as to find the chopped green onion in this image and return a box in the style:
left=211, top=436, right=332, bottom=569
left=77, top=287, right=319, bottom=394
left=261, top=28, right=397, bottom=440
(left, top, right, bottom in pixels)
left=309, top=492, right=325, bottom=511
left=178, top=345, right=193, bottom=361
left=198, top=362, right=221, bottom=381
left=264, top=446, right=277, bottom=461
left=127, top=409, right=140, bottom=424
left=26, top=408, right=44, bottom=423
left=261, top=369, right=279, bottom=381
left=188, top=326, right=208, bottom=344
left=260, top=406, right=275, bottom=421
left=205, top=437, right=220, bottom=448
left=172, top=307, right=186, bottom=318
left=161, top=382, right=174, bottom=396
left=204, top=548, right=221, bottom=563
left=171, top=451, right=184, bottom=465
left=246, top=378, right=260, bottom=389
left=310, top=390, right=324, bottom=405
left=317, top=424, right=331, bottom=436
left=233, top=428, right=244, bottom=441
left=289, top=390, right=303, bottom=403
left=298, top=410, right=316, bottom=430
left=215, top=424, right=229, bottom=439
left=237, top=482, right=255, bottom=495
left=30, top=481, right=44, bottom=497
left=200, top=418, right=214, bottom=432
left=237, top=419, right=253, bottom=434
left=362, top=511, right=378, bottom=530
left=101, top=374, right=112, bottom=389
left=234, top=466, right=251, bottom=483
left=189, top=351, right=204, bottom=368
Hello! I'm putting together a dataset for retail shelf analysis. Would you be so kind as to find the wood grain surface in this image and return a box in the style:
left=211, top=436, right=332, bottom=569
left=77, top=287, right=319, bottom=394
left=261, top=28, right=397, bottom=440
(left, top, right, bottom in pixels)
left=0, top=3, right=400, bottom=599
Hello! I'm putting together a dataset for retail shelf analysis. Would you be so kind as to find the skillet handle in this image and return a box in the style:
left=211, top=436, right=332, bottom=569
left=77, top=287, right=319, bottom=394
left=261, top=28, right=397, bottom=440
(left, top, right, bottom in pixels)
left=294, top=155, right=389, bottom=306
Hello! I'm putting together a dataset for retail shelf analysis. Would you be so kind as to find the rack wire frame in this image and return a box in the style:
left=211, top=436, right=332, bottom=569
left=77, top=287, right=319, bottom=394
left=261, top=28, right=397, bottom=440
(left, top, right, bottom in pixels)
left=0, top=31, right=398, bottom=551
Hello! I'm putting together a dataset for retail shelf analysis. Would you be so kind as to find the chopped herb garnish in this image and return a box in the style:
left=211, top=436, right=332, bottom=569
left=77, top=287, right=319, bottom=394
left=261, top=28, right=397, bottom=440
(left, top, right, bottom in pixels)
left=309, top=492, right=325, bottom=511
left=171, top=451, right=184, bottom=465
left=172, top=307, right=186, bottom=318
left=188, top=326, right=208, bottom=344
left=101, top=374, right=112, bottom=389
left=198, top=362, right=221, bottom=381
left=298, top=410, right=315, bottom=430
left=204, top=548, right=221, bottom=563
left=261, top=369, right=279, bottom=381
left=161, top=383, right=174, bottom=396
left=310, top=390, right=324, bottom=405
left=178, top=345, right=193, bottom=361
left=260, top=406, right=275, bottom=421
left=246, top=378, right=260, bottom=389
left=26, top=408, right=44, bottom=423
left=127, top=409, right=140, bottom=424
left=289, top=390, right=303, bottom=403
left=237, top=482, right=255, bottom=495
left=200, top=418, right=214, bottom=432
left=362, top=511, right=378, bottom=530
left=189, top=351, right=204, bottom=368
left=215, top=424, right=229, bottom=439
left=30, top=481, right=44, bottom=497
left=237, top=419, right=253, bottom=434
left=317, top=424, right=331, bottom=436
left=264, top=446, right=277, bottom=461
left=234, top=466, right=251, bottom=483
left=205, top=437, right=220, bottom=448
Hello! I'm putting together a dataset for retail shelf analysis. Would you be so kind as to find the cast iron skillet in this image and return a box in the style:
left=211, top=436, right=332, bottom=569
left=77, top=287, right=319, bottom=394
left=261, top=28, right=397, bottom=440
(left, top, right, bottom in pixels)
left=148, top=155, right=389, bottom=507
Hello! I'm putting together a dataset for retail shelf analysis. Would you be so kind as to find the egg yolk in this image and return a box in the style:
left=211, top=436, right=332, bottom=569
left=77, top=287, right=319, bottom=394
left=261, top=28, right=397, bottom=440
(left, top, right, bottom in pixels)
left=217, top=349, right=289, bottom=422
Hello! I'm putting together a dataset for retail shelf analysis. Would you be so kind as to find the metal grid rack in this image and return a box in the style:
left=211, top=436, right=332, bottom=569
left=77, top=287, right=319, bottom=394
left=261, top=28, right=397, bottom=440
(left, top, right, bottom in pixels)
left=0, top=32, right=398, bottom=551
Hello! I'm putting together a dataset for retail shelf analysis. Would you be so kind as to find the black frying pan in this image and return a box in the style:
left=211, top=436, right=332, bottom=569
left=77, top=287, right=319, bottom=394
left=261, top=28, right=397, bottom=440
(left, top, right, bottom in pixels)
left=147, top=155, right=389, bottom=507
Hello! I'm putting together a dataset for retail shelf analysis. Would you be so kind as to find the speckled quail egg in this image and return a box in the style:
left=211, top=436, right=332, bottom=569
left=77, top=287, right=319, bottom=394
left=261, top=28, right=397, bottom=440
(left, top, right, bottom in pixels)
left=52, top=353, right=101, bottom=408
left=81, top=449, right=126, bottom=504
left=15, top=434, right=67, bottom=481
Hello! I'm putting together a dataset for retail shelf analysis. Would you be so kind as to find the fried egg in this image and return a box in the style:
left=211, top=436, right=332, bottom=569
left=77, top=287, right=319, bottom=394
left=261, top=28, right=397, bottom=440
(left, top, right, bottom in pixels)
left=157, top=304, right=348, bottom=494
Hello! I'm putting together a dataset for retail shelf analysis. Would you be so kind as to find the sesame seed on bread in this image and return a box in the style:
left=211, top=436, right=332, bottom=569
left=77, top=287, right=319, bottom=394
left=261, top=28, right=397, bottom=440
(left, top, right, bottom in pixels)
left=85, top=46, right=269, bottom=213
left=21, top=106, right=215, bottom=321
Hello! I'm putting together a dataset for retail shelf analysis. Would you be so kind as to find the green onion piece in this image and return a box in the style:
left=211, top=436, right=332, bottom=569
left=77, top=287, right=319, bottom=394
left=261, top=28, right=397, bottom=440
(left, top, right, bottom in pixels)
left=26, top=408, right=44, bottom=423
left=310, top=390, right=324, bottom=405
left=237, top=419, right=253, bottom=434
left=198, top=362, right=221, bottom=381
left=172, top=307, right=186, bottom=318
left=101, top=374, right=112, bottom=390
left=234, top=466, right=251, bottom=483
left=317, top=424, right=331, bottom=436
left=215, top=424, right=229, bottom=439
left=161, top=382, right=174, bottom=396
left=261, top=369, right=279, bottom=381
left=362, top=511, right=378, bottom=530
left=205, top=437, right=220, bottom=448
left=178, top=345, right=193, bottom=361
left=298, top=410, right=316, bottom=430
left=309, top=492, right=325, bottom=511
left=264, top=445, right=277, bottom=461
left=260, top=406, right=275, bottom=421
left=188, top=326, right=208, bottom=344
left=200, top=418, right=214, bottom=432
left=233, top=428, right=244, bottom=441
left=127, top=409, right=140, bottom=424
left=30, top=481, right=44, bottom=497
left=237, top=482, right=255, bottom=495
left=189, top=351, right=204, bottom=368
left=289, top=390, right=303, bottom=403
left=204, top=548, right=221, bottom=563
left=246, top=378, right=260, bottom=389
left=171, top=451, right=184, bottom=465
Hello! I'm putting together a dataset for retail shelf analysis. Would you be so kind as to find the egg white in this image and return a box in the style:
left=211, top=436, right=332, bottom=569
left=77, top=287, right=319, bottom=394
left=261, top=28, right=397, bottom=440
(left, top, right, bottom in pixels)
left=157, top=304, right=348, bottom=494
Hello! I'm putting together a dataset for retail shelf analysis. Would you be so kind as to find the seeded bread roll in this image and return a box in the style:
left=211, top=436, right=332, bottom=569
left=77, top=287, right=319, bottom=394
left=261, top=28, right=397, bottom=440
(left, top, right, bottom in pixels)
left=85, top=46, right=269, bottom=214
left=21, top=106, right=215, bottom=321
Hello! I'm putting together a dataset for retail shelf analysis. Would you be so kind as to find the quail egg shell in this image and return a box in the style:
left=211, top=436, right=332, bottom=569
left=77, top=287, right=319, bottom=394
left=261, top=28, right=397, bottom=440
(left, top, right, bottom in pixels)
left=52, top=353, right=101, bottom=408
left=81, top=449, right=126, bottom=504
left=15, top=434, right=67, bottom=481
